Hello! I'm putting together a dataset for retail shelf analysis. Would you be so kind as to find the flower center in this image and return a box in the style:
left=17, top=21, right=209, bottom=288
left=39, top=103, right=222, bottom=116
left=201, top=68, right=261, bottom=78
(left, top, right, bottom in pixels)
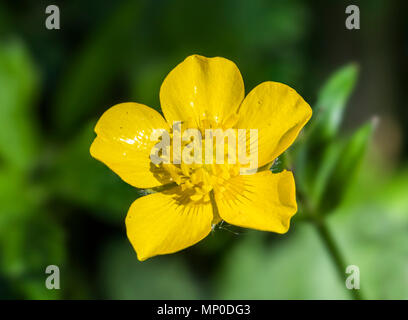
left=155, top=113, right=242, bottom=202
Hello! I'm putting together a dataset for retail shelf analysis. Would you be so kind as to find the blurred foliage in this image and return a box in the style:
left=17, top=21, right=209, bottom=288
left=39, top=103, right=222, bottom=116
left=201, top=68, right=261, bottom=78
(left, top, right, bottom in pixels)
left=294, top=64, right=374, bottom=214
left=327, top=168, right=408, bottom=299
left=99, top=238, right=202, bottom=299
left=0, top=0, right=407, bottom=300
left=216, top=167, right=408, bottom=299
left=0, top=39, right=40, bottom=171
left=312, top=64, right=359, bottom=141
left=0, top=39, right=64, bottom=299
left=53, top=0, right=146, bottom=135
left=51, top=120, right=140, bottom=224
left=216, top=227, right=349, bottom=299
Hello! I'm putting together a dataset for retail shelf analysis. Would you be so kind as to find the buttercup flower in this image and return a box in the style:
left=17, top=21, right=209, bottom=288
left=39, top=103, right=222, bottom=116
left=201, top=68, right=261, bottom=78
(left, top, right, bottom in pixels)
left=90, top=55, right=312, bottom=261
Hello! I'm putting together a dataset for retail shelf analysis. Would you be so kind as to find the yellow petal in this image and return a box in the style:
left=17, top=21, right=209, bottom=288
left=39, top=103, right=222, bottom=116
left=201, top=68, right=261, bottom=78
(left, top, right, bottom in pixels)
left=215, top=170, right=297, bottom=233
left=90, top=102, right=171, bottom=188
left=237, top=81, right=312, bottom=168
left=125, top=188, right=214, bottom=261
left=160, top=55, right=245, bottom=126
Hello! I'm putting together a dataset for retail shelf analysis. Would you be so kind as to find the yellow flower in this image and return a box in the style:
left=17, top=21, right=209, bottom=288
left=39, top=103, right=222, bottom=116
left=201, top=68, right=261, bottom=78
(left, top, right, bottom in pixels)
left=90, top=55, right=312, bottom=261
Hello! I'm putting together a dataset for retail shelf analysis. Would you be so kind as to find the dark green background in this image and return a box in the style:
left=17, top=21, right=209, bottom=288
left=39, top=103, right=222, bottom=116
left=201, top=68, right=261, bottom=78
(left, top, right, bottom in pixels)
left=0, top=0, right=407, bottom=299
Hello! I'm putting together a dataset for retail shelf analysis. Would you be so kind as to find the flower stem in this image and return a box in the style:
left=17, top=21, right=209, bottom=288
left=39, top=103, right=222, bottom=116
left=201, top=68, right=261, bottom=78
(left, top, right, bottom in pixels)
left=313, top=218, right=364, bottom=300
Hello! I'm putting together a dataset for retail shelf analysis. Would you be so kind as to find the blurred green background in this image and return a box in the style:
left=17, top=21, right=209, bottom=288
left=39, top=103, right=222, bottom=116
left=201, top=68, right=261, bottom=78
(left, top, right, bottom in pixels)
left=0, top=0, right=407, bottom=299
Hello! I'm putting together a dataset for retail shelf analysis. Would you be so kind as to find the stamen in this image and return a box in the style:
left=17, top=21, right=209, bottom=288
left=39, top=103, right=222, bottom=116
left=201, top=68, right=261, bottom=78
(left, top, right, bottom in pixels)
left=156, top=115, right=242, bottom=202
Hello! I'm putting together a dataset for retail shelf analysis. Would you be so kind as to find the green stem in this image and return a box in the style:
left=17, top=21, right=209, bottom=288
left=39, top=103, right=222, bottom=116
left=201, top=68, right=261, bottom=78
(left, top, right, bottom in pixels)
left=313, top=218, right=364, bottom=300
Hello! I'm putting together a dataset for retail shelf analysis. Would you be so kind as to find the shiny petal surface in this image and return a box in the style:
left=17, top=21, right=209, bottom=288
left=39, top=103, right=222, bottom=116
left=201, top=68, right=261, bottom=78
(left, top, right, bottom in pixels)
left=90, top=102, right=171, bottom=188
left=126, top=188, right=214, bottom=261
left=160, top=55, right=245, bottom=126
left=237, top=81, right=312, bottom=168
left=215, top=170, right=297, bottom=233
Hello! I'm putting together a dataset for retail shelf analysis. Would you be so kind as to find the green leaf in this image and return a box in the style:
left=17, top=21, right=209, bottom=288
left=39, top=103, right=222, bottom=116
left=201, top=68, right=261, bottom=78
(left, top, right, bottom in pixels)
left=53, top=0, right=145, bottom=135
left=296, top=118, right=374, bottom=214
left=320, top=120, right=375, bottom=213
left=293, top=64, right=359, bottom=203
left=312, top=63, right=359, bottom=141
left=309, top=140, right=344, bottom=209
left=0, top=39, right=40, bottom=171
left=332, top=120, right=375, bottom=184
